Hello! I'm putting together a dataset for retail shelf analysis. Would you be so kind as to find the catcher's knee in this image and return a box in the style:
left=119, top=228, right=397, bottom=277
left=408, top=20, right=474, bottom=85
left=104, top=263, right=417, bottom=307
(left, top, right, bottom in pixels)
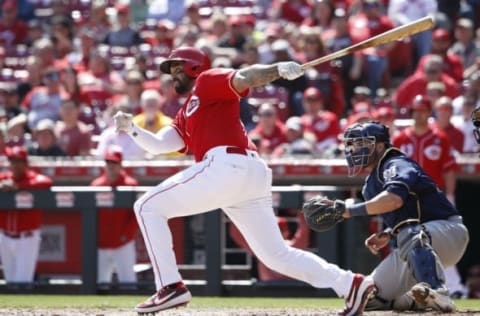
left=396, top=225, right=445, bottom=288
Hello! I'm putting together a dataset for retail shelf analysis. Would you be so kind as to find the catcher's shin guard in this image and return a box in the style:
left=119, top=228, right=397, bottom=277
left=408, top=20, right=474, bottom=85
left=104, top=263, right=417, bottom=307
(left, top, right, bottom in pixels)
left=396, top=224, right=445, bottom=290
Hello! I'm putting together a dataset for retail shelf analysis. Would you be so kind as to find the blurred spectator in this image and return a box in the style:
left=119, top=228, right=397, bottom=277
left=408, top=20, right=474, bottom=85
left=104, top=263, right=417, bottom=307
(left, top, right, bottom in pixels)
left=56, top=99, right=93, bottom=156
left=351, top=86, right=372, bottom=108
left=466, top=263, right=480, bottom=298
left=6, top=113, right=30, bottom=147
left=450, top=18, right=480, bottom=72
left=372, top=106, right=398, bottom=138
left=204, top=12, right=228, bottom=44
left=26, top=19, right=44, bottom=47
left=248, top=103, right=287, bottom=156
left=271, top=116, right=315, bottom=158
left=147, top=19, right=175, bottom=52
left=417, top=29, right=464, bottom=82
left=0, top=124, right=6, bottom=156
left=22, top=67, right=68, bottom=130
left=297, top=28, right=345, bottom=117
left=27, top=119, right=66, bottom=157
left=17, top=56, right=44, bottom=102
left=271, top=0, right=313, bottom=24
left=453, top=95, right=480, bottom=153
left=0, top=146, right=53, bottom=284
left=387, top=0, right=437, bottom=62
left=85, top=0, right=111, bottom=43
left=77, top=50, right=126, bottom=112
left=394, top=55, right=461, bottom=116
left=230, top=212, right=310, bottom=281
left=0, top=0, right=28, bottom=48
left=90, top=145, right=139, bottom=285
left=300, top=87, right=340, bottom=152
left=147, top=0, right=186, bottom=23
left=133, top=89, right=172, bottom=134
left=324, top=8, right=359, bottom=109
left=114, top=70, right=145, bottom=114
left=257, top=22, right=282, bottom=64
left=216, top=15, right=248, bottom=53
left=0, top=82, right=23, bottom=120
left=432, top=96, right=465, bottom=154
left=50, top=15, right=74, bottom=61
left=426, top=81, right=447, bottom=106
left=158, top=74, right=182, bottom=119
left=96, top=103, right=146, bottom=160
left=103, top=5, right=143, bottom=47
left=173, top=24, right=201, bottom=48
left=348, top=0, right=395, bottom=97
left=392, top=95, right=457, bottom=204
left=69, top=27, right=98, bottom=72
left=302, top=0, right=334, bottom=31
left=32, top=38, right=68, bottom=71
left=270, top=39, right=308, bottom=116
left=181, top=2, right=202, bottom=28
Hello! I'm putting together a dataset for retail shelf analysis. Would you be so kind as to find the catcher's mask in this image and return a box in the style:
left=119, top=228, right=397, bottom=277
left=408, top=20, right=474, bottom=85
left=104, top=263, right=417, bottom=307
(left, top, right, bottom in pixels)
left=472, top=107, right=480, bottom=145
left=343, top=121, right=390, bottom=176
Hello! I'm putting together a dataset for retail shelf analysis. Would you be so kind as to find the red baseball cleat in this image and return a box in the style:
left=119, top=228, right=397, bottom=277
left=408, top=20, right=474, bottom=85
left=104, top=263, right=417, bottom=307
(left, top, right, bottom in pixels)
left=135, top=281, right=191, bottom=314
left=340, top=274, right=377, bottom=316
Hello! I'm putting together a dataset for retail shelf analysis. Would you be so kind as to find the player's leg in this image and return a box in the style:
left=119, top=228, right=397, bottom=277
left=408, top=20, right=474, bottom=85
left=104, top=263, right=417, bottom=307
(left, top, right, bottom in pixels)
left=113, top=240, right=137, bottom=283
left=0, top=234, right=16, bottom=283
left=133, top=155, right=253, bottom=313
left=97, top=249, right=114, bottom=284
left=13, top=231, right=41, bottom=283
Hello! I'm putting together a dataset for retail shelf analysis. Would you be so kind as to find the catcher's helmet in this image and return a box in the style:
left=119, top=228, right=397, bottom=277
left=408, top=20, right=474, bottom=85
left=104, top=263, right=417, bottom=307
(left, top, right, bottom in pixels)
left=159, top=47, right=211, bottom=78
left=343, top=121, right=390, bottom=176
left=472, top=107, right=480, bottom=144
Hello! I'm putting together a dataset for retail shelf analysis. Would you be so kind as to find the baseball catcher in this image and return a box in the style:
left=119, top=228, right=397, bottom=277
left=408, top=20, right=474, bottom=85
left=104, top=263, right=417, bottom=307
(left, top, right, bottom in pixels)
left=305, top=121, right=469, bottom=313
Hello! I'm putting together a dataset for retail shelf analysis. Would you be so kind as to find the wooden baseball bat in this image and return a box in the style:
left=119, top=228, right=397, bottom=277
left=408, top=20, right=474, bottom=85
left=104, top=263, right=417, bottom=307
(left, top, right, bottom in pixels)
left=301, top=16, right=434, bottom=70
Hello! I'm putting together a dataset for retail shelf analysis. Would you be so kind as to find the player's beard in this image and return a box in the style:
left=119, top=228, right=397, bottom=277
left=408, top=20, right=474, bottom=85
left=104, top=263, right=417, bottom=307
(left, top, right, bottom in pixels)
left=174, top=77, right=194, bottom=95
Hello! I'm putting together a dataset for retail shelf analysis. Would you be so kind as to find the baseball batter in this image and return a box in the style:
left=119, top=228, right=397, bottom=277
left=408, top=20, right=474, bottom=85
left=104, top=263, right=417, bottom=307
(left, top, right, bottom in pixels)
left=304, top=121, right=469, bottom=312
left=114, top=47, right=376, bottom=315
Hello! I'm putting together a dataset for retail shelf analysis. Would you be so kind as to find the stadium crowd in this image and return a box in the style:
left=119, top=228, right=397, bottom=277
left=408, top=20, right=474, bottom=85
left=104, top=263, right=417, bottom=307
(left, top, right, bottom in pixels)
left=0, top=0, right=479, bottom=298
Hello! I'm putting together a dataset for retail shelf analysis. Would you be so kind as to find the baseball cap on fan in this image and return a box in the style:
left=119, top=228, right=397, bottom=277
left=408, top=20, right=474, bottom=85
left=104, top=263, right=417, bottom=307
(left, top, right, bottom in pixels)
left=104, top=145, right=123, bottom=163
left=285, top=116, right=303, bottom=132
left=5, top=146, right=28, bottom=161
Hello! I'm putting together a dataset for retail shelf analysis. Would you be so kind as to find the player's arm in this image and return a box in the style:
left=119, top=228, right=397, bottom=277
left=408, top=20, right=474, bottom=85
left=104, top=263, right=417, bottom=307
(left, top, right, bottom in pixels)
left=113, top=111, right=185, bottom=155
left=232, top=62, right=304, bottom=93
left=343, top=190, right=404, bottom=218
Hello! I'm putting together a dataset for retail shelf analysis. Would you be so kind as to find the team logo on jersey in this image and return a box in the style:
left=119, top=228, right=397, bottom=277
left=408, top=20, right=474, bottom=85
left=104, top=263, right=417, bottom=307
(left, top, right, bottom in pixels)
left=185, top=95, right=200, bottom=117
left=424, top=145, right=441, bottom=160
left=383, top=165, right=397, bottom=181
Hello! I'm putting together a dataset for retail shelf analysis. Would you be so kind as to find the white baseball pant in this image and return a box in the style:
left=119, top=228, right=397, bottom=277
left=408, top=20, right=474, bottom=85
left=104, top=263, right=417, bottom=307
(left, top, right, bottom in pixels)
left=134, top=146, right=355, bottom=296
left=97, top=240, right=137, bottom=283
left=0, top=230, right=41, bottom=283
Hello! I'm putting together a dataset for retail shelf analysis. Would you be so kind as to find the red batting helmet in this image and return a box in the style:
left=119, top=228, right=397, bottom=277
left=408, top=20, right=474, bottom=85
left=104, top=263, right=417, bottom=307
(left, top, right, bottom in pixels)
left=159, top=47, right=211, bottom=78
left=411, top=95, right=432, bottom=112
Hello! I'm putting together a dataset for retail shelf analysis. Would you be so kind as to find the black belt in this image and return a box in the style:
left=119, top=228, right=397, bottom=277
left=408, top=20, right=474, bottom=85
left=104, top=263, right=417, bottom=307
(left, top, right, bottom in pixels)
left=226, top=146, right=248, bottom=156
left=3, top=231, right=34, bottom=239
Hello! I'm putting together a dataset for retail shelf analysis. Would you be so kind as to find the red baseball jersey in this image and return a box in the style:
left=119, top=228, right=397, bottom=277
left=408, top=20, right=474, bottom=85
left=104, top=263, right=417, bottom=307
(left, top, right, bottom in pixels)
left=392, top=127, right=457, bottom=189
left=0, top=170, right=52, bottom=233
left=248, top=121, right=287, bottom=155
left=90, top=170, right=139, bottom=249
left=301, top=111, right=340, bottom=143
left=172, top=68, right=257, bottom=161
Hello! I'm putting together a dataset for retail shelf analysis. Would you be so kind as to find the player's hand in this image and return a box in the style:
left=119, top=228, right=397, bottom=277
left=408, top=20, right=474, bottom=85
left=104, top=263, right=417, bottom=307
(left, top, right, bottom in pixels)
left=277, top=62, right=304, bottom=80
left=365, top=232, right=391, bottom=255
left=113, top=111, right=133, bottom=133
left=0, top=179, right=18, bottom=191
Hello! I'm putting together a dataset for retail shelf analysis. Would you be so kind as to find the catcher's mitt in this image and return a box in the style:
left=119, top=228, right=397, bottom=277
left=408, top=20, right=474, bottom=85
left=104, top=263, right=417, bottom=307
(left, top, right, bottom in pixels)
left=302, top=196, right=346, bottom=232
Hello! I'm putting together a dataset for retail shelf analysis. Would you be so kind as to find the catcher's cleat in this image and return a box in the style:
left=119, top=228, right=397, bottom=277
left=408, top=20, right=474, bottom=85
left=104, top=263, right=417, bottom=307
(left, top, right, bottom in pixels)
left=340, top=274, right=377, bottom=316
left=135, top=281, right=191, bottom=314
left=411, top=282, right=456, bottom=312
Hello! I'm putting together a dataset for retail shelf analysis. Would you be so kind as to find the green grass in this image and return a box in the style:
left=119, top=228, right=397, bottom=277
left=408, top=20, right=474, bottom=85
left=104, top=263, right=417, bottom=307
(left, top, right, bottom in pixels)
left=0, top=295, right=478, bottom=310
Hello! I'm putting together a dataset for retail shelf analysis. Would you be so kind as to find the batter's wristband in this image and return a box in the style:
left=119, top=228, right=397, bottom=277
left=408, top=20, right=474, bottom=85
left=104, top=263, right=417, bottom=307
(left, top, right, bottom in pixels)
left=348, top=202, right=368, bottom=217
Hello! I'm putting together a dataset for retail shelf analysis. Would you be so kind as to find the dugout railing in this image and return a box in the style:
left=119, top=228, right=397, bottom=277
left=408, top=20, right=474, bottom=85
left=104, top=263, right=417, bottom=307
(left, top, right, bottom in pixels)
left=0, top=185, right=354, bottom=296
